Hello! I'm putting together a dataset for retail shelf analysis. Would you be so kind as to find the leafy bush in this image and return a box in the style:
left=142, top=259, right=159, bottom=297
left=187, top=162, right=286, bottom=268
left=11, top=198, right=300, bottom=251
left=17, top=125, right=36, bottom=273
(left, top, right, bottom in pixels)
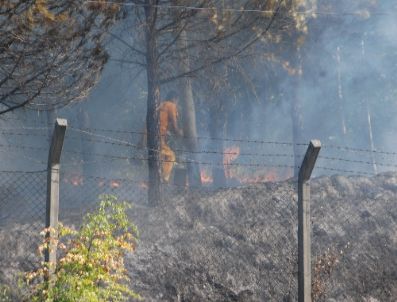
left=0, top=285, right=13, bottom=302
left=24, top=195, right=140, bottom=302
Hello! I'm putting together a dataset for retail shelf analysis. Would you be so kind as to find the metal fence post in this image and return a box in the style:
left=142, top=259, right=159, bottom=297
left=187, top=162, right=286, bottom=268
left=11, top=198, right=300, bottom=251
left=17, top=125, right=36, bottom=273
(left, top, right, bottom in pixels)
left=45, top=118, right=67, bottom=274
left=298, top=140, right=321, bottom=302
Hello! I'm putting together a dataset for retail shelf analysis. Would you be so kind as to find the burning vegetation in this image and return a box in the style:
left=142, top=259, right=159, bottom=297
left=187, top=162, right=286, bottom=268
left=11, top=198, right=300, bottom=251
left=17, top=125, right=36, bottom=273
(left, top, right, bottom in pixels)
left=0, top=0, right=397, bottom=301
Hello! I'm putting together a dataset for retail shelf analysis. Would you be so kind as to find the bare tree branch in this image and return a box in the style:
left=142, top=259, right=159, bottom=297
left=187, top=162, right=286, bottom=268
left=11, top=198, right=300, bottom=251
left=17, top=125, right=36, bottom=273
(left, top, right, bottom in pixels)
left=0, top=0, right=119, bottom=114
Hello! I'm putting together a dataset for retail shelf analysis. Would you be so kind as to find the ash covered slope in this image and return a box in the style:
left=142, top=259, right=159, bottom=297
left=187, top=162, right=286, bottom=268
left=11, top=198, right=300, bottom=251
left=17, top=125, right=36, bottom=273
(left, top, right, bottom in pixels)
left=126, top=173, right=397, bottom=302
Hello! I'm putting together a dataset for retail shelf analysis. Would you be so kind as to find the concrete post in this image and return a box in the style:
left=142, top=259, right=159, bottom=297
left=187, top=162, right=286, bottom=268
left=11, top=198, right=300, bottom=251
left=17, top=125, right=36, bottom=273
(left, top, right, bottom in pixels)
left=298, top=140, right=321, bottom=302
left=45, top=118, right=67, bottom=274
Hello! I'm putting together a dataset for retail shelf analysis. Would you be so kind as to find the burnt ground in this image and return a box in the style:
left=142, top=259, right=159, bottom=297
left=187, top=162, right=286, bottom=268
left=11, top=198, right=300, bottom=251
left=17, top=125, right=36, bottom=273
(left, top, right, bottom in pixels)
left=0, top=173, right=396, bottom=301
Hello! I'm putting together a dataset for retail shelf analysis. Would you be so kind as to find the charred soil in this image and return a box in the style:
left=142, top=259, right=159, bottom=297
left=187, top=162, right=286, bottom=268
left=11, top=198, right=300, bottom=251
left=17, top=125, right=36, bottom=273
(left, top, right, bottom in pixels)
left=1, top=173, right=396, bottom=301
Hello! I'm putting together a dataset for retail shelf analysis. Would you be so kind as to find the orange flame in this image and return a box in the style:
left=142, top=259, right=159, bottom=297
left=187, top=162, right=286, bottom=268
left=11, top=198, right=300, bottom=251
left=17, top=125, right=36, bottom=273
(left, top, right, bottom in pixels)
left=223, top=146, right=240, bottom=165
left=67, top=175, right=83, bottom=186
left=224, top=146, right=240, bottom=178
left=239, top=169, right=278, bottom=184
left=98, top=180, right=105, bottom=187
left=139, top=181, right=149, bottom=189
left=200, top=169, right=213, bottom=184
left=236, top=168, right=293, bottom=184
left=110, top=180, right=121, bottom=189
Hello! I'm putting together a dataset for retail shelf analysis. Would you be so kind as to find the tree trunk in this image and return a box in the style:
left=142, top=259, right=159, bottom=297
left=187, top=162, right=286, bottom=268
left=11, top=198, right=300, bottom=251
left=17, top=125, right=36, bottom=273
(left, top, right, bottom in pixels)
left=144, top=2, right=162, bottom=206
left=177, top=28, right=202, bottom=187
left=46, top=108, right=57, bottom=146
left=291, top=83, right=304, bottom=178
left=365, top=101, right=377, bottom=174
left=360, top=34, right=377, bottom=175
left=336, top=46, right=347, bottom=138
left=290, top=52, right=304, bottom=179
left=209, top=101, right=226, bottom=187
left=77, top=107, right=91, bottom=177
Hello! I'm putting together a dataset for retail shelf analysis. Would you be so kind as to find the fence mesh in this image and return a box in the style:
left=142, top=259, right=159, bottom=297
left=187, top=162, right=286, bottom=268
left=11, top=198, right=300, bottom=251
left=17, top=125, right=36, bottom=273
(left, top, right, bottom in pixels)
left=0, top=170, right=46, bottom=289
left=0, top=124, right=396, bottom=301
left=311, top=174, right=397, bottom=301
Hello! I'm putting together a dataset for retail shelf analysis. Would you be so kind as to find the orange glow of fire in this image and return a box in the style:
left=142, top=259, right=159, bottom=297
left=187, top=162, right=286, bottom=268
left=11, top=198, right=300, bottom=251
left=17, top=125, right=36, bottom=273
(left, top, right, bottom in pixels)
left=200, top=170, right=213, bottom=184
left=224, top=146, right=240, bottom=178
left=66, top=175, right=83, bottom=186
left=223, top=146, right=240, bottom=165
left=139, top=181, right=149, bottom=189
left=98, top=180, right=105, bottom=187
left=110, top=180, right=121, bottom=189
left=239, top=169, right=278, bottom=184
left=237, top=168, right=293, bottom=184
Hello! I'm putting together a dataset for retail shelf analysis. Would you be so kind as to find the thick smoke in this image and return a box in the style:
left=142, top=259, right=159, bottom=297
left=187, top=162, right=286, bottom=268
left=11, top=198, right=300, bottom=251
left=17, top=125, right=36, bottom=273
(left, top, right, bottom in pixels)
left=1, top=1, right=396, bottom=180
left=238, top=0, right=397, bottom=176
left=63, top=0, right=397, bottom=180
left=297, top=1, right=397, bottom=175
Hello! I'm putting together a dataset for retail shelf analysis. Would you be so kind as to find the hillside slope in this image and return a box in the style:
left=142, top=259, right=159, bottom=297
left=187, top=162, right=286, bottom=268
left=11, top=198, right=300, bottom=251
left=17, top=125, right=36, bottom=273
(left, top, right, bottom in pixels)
left=1, top=173, right=396, bottom=301
left=126, top=174, right=396, bottom=301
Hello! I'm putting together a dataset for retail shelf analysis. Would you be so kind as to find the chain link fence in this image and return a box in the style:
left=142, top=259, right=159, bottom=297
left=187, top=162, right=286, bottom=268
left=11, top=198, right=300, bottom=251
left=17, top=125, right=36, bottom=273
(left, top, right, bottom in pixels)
left=0, top=170, right=46, bottom=289
left=0, top=125, right=396, bottom=301
left=311, top=174, right=397, bottom=301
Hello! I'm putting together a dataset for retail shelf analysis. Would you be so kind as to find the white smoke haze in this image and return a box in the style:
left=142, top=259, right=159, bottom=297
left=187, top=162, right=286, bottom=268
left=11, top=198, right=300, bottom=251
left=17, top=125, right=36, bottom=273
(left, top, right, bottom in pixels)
left=1, top=3, right=397, bottom=301
left=0, top=1, right=396, bottom=180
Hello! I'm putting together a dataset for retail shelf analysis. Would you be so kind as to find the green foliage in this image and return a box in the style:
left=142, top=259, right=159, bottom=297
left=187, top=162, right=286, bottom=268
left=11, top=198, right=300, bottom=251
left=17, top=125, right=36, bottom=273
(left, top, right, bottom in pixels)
left=24, top=195, right=140, bottom=302
left=0, top=285, right=13, bottom=302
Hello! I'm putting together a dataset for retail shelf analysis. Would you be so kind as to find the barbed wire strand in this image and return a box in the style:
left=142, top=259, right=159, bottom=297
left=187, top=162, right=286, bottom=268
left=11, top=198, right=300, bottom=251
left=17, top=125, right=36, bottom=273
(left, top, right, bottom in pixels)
left=63, top=149, right=296, bottom=169
left=1, top=123, right=397, bottom=157
left=66, top=132, right=299, bottom=157
left=83, top=1, right=391, bottom=16
left=69, top=126, right=397, bottom=156
left=0, top=143, right=48, bottom=152
left=62, top=150, right=388, bottom=177
left=0, top=169, right=46, bottom=174
left=69, top=134, right=397, bottom=167
left=68, top=173, right=293, bottom=191
left=0, top=140, right=396, bottom=172
left=0, top=126, right=50, bottom=132
left=0, top=150, right=47, bottom=165
left=68, top=126, right=306, bottom=147
left=60, top=166, right=378, bottom=192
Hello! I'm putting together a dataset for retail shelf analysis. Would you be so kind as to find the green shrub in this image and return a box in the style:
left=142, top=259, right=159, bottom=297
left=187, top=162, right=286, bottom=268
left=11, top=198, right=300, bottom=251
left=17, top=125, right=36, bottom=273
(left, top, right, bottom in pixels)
left=24, top=195, right=140, bottom=302
left=0, top=285, right=13, bottom=302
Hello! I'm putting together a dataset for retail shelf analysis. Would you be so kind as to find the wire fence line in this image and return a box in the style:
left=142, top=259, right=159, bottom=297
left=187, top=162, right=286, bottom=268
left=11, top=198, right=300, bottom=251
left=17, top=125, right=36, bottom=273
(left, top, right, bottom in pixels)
left=3, top=124, right=397, bottom=157
left=0, top=144, right=388, bottom=182
left=82, top=0, right=392, bottom=17
left=0, top=141, right=390, bottom=179
left=0, top=143, right=391, bottom=174
left=0, top=125, right=396, bottom=300
left=0, top=147, right=387, bottom=179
